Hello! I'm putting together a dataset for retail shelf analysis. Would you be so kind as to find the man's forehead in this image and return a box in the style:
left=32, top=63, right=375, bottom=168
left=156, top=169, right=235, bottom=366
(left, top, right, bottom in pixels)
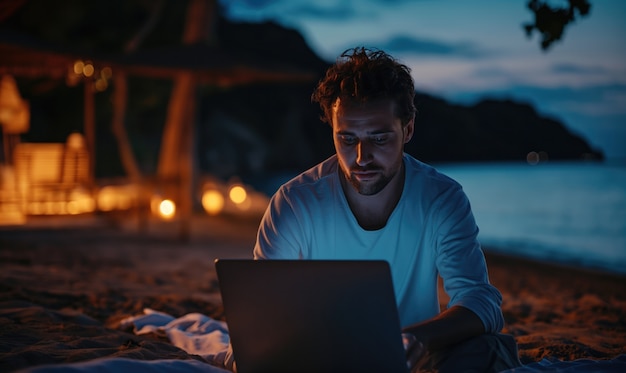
left=332, top=97, right=397, bottom=116
left=331, top=98, right=403, bottom=134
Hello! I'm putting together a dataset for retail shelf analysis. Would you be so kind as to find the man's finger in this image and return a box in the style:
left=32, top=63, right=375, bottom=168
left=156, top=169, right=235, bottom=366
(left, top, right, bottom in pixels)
left=406, top=339, right=425, bottom=370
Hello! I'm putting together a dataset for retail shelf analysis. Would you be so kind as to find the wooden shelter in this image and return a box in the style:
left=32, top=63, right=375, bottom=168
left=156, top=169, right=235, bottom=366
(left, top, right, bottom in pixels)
left=0, top=0, right=317, bottom=236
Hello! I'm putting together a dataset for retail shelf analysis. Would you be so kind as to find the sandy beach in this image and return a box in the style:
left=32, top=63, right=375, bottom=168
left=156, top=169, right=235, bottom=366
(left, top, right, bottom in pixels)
left=1, top=213, right=625, bottom=372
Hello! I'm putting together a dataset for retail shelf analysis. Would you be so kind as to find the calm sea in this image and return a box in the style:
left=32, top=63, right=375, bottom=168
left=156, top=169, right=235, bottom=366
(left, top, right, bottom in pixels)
left=436, top=160, right=626, bottom=276
left=249, top=160, right=626, bottom=276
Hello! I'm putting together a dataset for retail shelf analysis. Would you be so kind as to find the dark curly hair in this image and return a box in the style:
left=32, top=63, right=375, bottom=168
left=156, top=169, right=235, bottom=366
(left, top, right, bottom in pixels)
left=311, top=47, right=416, bottom=126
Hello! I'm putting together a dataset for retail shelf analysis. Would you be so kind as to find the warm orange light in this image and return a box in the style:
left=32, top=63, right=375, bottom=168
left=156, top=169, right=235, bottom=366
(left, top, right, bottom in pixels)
left=28, top=202, right=44, bottom=215
left=83, top=63, right=94, bottom=77
left=97, top=186, right=117, bottom=211
left=73, top=61, right=84, bottom=75
left=67, top=201, right=80, bottom=215
left=202, top=189, right=225, bottom=215
left=158, top=199, right=176, bottom=219
left=229, top=185, right=247, bottom=204
left=0, top=75, right=30, bottom=134
left=69, top=189, right=95, bottom=214
left=101, top=67, right=112, bottom=79
left=116, top=195, right=132, bottom=210
left=56, top=201, right=66, bottom=214
left=96, top=185, right=135, bottom=212
left=67, top=132, right=85, bottom=149
left=95, top=78, right=108, bottom=91
left=236, top=196, right=252, bottom=211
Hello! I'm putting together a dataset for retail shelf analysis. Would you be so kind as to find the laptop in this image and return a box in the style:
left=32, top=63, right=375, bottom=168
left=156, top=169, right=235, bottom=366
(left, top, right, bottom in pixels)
left=214, top=259, right=409, bottom=373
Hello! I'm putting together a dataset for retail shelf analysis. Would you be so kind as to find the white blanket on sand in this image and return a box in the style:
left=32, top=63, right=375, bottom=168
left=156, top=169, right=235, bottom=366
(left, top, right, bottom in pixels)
left=119, top=308, right=232, bottom=364
left=19, top=309, right=626, bottom=373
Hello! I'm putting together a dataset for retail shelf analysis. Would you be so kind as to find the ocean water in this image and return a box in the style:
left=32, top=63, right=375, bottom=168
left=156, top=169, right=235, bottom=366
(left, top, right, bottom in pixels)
left=249, top=160, right=626, bottom=276
left=436, top=160, right=626, bottom=276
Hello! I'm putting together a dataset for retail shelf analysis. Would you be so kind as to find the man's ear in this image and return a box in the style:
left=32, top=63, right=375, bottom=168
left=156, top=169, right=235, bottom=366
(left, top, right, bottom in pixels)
left=403, top=117, right=415, bottom=144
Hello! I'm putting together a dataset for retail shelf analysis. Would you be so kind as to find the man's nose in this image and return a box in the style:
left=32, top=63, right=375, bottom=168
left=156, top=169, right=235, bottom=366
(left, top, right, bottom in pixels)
left=356, top=141, right=373, bottom=166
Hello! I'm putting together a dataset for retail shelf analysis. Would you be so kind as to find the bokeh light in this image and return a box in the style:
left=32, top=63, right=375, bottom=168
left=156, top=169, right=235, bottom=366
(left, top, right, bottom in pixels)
left=82, top=62, right=94, bottom=77
left=66, top=132, right=85, bottom=149
left=526, top=151, right=549, bottom=165
left=158, top=199, right=176, bottom=220
left=97, top=186, right=117, bottom=211
left=229, top=185, right=247, bottom=204
left=100, top=67, right=112, bottom=79
left=202, top=189, right=225, bottom=215
left=73, top=60, right=84, bottom=75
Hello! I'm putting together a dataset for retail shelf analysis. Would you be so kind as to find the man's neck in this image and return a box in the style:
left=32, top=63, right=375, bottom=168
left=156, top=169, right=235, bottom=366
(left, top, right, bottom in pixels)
left=340, top=162, right=405, bottom=231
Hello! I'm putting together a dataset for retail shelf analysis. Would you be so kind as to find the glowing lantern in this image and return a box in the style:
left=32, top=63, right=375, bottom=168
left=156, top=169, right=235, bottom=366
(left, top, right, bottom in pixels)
left=73, top=61, right=85, bottom=75
left=66, top=132, right=86, bottom=149
left=95, top=78, right=108, bottom=92
left=202, top=189, right=225, bottom=215
left=97, top=186, right=117, bottom=211
left=229, top=184, right=252, bottom=211
left=101, top=67, right=113, bottom=79
left=229, top=185, right=247, bottom=204
left=151, top=195, right=176, bottom=220
left=158, top=199, right=176, bottom=219
left=82, top=62, right=95, bottom=77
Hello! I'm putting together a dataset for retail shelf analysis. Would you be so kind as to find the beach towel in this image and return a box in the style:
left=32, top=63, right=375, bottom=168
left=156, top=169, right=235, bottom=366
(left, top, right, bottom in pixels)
left=118, top=308, right=235, bottom=370
left=18, top=358, right=229, bottom=373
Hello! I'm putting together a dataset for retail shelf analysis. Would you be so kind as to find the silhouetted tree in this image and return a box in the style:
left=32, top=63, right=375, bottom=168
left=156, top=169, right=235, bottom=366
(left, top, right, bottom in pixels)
left=523, top=0, right=592, bottom=50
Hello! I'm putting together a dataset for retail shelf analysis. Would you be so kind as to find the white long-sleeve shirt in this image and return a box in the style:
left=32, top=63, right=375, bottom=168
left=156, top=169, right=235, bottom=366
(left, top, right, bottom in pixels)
left=254, top=154, right=504, bottom=333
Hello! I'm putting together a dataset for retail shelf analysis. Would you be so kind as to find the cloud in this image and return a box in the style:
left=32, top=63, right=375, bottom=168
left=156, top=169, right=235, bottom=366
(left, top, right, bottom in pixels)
left=472, top=66, right=516, bottom=78
left=376, top=35, right=492, bottom=59
left=550, top=63, right=609, bottom=75
left=368, top=0, right=420, bottom=4
left=220, top=0, right=368, bottom=22
left=459, top=60, right=625, bottom=92
left=281, top=3, right=361, bottom=20
left=223, top=0, right=277, bottom=11
left=506, top=84, right=626, bottom=116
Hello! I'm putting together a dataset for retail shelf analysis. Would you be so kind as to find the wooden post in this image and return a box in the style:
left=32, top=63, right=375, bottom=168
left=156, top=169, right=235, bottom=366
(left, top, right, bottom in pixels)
left=178, top=76, right=195, bottom=241
left=83, top=79, right=95, bottom=186
left=156, top=0, right=217, bottom=241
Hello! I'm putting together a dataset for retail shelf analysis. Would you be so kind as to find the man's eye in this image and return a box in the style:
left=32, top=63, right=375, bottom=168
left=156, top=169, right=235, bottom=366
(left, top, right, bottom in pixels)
left=372, top=136, right=388, bottom=144
left=340, top=136, right=357, bottom=145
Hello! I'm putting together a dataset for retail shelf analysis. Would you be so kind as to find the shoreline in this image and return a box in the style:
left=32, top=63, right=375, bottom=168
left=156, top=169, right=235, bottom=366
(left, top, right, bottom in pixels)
left=483, top=247, right=626, bottom=293
left=483, top=244, right=626, bottom=280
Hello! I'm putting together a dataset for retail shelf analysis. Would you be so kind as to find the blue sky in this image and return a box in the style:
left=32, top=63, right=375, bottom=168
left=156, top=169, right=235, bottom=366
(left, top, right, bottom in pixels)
left=219, top=0, right=626, bottom=159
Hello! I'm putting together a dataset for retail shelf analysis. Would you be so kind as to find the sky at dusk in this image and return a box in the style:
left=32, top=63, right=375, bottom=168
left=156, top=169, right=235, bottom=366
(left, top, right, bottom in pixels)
left=219, top=0, right=626, bottom=159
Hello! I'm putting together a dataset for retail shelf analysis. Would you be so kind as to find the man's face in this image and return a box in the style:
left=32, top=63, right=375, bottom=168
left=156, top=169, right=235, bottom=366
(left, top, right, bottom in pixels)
left=332, top=98, right=413, bottom=196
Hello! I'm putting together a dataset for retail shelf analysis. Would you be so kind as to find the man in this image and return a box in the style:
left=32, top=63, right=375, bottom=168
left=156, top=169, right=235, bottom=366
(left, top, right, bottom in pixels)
left=253, top=47, right=521, bottom=372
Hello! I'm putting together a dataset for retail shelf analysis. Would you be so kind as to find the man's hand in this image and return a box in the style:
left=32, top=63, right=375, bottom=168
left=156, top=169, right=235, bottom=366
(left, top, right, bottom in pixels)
left=402, top=332, right=426, bottom=372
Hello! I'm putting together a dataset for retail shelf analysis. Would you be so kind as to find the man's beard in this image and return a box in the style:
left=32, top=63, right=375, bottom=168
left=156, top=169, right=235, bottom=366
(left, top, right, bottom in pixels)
left=344, top=167, right=394, bottom=196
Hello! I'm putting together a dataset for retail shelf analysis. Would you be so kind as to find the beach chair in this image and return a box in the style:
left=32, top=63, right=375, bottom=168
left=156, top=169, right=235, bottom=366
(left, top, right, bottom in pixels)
left=12, top=137, right=93, bottom=215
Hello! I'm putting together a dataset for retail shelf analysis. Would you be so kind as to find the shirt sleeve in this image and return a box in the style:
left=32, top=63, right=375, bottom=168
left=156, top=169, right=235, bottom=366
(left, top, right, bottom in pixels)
left=253, top=187, right=305, bottom=260
left=433, top=184, right=504, bottom=333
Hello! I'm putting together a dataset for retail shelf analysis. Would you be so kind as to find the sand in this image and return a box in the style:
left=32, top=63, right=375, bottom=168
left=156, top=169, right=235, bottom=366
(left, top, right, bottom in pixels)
left=1, top=213, right=625, bottom=372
